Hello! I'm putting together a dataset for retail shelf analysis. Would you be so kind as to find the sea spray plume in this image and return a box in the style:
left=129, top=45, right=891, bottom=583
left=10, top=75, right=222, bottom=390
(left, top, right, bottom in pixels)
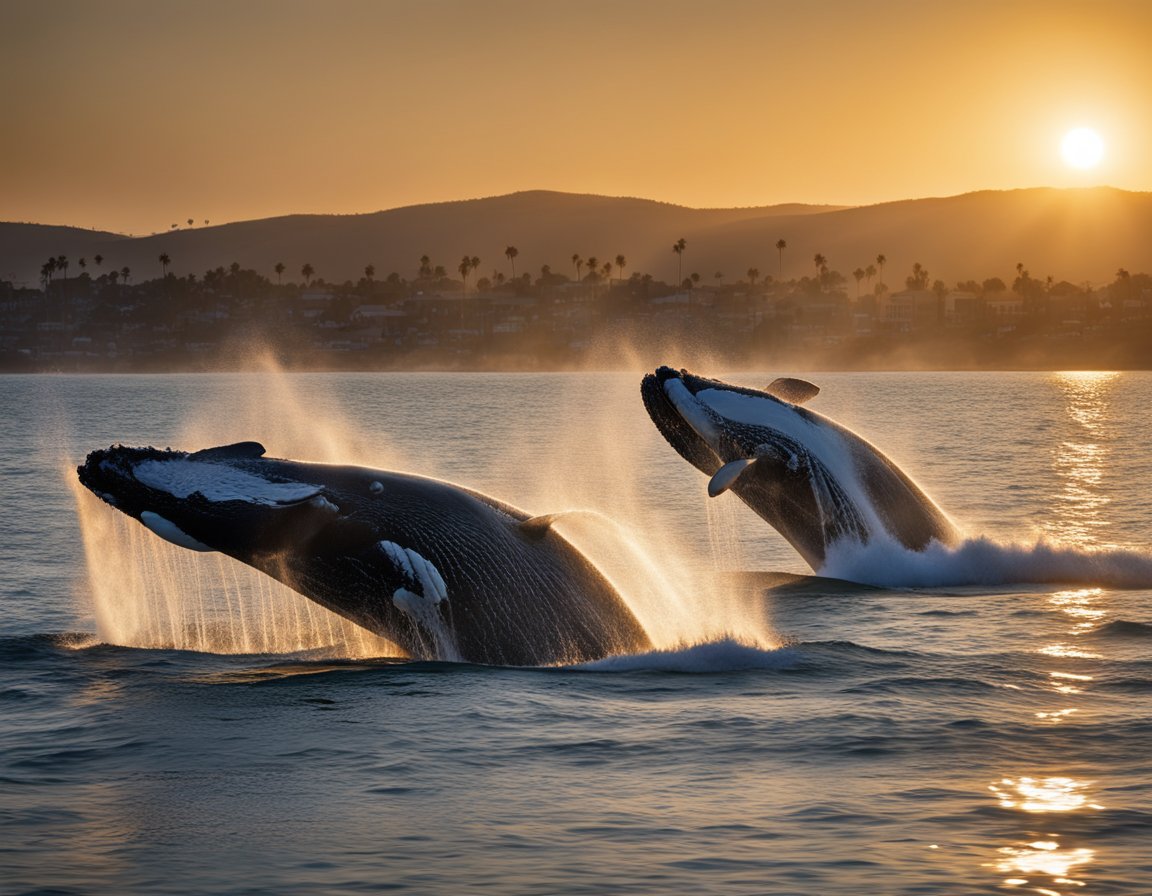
left=640, top=366, right=958, bottom=571
left=77, top=442, right=651, bottom=666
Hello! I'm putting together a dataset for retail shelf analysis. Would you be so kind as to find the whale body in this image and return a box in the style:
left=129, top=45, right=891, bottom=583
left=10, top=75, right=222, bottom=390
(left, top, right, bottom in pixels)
left=77, top=442, right=651, bottom=666
left=641, top=367, right=958, bottom=569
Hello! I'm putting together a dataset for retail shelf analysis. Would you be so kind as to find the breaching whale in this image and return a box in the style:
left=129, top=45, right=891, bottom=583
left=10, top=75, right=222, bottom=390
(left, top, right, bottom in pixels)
left=77, top=442, right=651, bottom=666
left=640, top=367, right=958, bottom=569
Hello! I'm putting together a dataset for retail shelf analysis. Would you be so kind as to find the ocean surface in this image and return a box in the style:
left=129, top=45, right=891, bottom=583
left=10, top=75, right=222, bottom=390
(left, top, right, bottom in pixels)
left=2, top=369, right=1151, bottom=895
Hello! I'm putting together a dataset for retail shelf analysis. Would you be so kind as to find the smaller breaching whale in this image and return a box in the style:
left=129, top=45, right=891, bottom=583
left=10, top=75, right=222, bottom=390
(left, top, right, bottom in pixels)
left=77, top=442, right=651, bottom=666
left=641, top=367, right=958, bottom=570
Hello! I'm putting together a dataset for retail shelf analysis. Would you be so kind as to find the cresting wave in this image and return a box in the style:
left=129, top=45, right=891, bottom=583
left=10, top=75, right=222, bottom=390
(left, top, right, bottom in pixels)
left=820, top=534, right=1152, bottom=590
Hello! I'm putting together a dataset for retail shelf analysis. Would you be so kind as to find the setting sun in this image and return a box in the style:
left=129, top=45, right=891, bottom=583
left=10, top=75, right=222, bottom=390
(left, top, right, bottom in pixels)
left=1061, top=128, right=1106, bottom=169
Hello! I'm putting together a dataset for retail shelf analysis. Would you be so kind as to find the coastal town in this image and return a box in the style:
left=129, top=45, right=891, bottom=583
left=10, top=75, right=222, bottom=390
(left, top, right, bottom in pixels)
left=2, top=249, right=1149, bottom=371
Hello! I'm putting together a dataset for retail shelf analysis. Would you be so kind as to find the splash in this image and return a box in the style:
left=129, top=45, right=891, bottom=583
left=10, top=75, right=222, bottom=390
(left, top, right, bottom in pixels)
left=503, top=373, right=777, bottom=651
left=72, top=358, right=776, bottom=658
left=576, top=637, right=801, bottom=672
left=71, top=351, right=402, bottom=656
left=820, top=532, right=1152, bottom=589
left=72, top=477, right=397, bottom=656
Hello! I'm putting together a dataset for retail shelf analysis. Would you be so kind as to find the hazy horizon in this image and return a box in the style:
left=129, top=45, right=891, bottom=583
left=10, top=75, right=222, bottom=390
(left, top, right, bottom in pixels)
left=4, top=0, right=1150, bottom=234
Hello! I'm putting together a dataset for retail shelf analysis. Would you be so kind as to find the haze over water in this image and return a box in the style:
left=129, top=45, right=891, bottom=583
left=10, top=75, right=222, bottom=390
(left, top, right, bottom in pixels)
left=2, top=370, right=1152, bottom=894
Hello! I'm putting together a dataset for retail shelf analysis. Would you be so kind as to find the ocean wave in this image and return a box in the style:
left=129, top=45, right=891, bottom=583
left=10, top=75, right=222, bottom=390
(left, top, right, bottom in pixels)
left=575, top=637, right=803, bottom=673
left=820, top=535, right=1152, bottom=589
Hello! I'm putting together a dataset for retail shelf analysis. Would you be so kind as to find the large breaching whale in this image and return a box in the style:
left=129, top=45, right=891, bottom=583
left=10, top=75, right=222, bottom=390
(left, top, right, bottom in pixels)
left=641, top=367, right=958, bottom=570
left=77, top=442, right=651, bottom=666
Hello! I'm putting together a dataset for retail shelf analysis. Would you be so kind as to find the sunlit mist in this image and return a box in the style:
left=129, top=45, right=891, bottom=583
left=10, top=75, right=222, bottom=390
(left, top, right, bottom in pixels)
left=70, top=359, right=775, bottom=658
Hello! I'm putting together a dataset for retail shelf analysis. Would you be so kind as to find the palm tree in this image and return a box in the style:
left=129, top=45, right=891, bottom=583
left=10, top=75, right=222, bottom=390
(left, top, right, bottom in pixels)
left=121, top=266, right=131, bottom=284
left=159, top=253, right=171, bottom=277
left=585, top=256, right=598, bottom=282
left=419, top=255, right=432, bottom=279
left=876, top=254, right=887, bottom=287
left=614, top=254, right=627, bottom=285
left=78, top=258, right=87, bottom=276
left=572, top=254, right=583, bottom=282
left=364, top=264, right=376, bottom=281
left=458, top=255, right=479, bottom=298
left=865, top=263, right=876, bottom=288
left=775, top=238, right=787, bottom=279
left=747, top=267, right=760, bottom=287
left=672, top=238, right=687, bottom=292
left=504, top=246, right=519, bottom=279
left=301, top=263, right=314, bottom=286
left=274, top=262, right=285, bottom=284
left=853, top=267, right=865, bottom=298
left=93, top=254, right=103, bottom=269
left=601, top=261, right=612, bottom=284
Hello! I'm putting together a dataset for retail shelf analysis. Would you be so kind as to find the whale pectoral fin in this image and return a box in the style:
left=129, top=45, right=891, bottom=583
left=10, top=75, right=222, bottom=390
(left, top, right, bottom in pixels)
left=187, top=441, right=267, bottom=460
left=765, top=377, right=820, bottom=405
left=708, top=458, right=758, bottom=497
left=140, top=511, right=214, bottom=552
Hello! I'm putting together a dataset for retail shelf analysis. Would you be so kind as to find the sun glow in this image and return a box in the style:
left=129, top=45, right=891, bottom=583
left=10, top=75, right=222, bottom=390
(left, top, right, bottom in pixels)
left=1060, top=127, right=1105, bottom=169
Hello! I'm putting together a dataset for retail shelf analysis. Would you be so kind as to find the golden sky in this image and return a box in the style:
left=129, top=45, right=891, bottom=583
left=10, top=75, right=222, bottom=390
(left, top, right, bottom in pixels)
left=3, top=0, right=1149, bottom=234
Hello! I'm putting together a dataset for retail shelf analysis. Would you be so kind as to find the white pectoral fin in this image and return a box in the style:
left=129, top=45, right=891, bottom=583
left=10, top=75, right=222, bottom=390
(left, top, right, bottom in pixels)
left=140, top=511, right=214, bottom=552
left=708, top=458, right=757, bottom=497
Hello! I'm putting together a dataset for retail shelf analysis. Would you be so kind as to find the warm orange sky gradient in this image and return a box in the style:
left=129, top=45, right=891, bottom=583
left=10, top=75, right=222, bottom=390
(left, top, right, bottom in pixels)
left=3, top=0, right=1150, bottom=235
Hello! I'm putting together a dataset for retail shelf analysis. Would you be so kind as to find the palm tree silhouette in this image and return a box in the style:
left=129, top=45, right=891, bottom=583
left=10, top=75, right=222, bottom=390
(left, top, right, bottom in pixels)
left=301, top=263, right=314, bottom=287
left=274, top=262, right=285, bottom=284
left=747, top=268, right=760, bottom=287
left=572, top=254, right=583, bottom=282
left=876, top=254, right=886, bottom=287
left=853, top=267, right=865, bottom=298
left=364, top=264, right=375, bottom=281
left=614, top=254, right=626, bottom=285
left=672, top=238, right=687, bottom=293
left=776, top=238, right=787, bottom=280
left=93, top=254, right=103, bottom=269
left=504, top=246, right=519, bottom=279
left=159, top=253, right=171, bottom=277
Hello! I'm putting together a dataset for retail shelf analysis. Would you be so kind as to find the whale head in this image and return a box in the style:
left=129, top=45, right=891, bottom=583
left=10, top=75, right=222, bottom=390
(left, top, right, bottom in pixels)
left=641, top=366, right=956, bottom=568
left=76, top=442, right=346, bottom=559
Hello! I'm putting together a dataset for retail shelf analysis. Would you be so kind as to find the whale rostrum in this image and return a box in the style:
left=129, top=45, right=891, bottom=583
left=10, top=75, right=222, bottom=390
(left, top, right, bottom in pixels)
left=77, top=442, right=651, bottom=666
left=641, top=367, right=958, bottom=569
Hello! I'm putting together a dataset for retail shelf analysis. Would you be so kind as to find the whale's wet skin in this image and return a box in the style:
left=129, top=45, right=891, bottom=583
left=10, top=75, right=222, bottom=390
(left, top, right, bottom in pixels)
left=642, top=366, right=958, bottom=570
left=77, top=442, right=650, bottom=666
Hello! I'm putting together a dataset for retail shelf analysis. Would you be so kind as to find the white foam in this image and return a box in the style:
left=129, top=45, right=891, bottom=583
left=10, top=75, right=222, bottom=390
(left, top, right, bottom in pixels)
left=575, top=637, right=802, bottom=673
left=820, top=533, right=1152, bottom=590
left=134, top=459, right=321, bottom=506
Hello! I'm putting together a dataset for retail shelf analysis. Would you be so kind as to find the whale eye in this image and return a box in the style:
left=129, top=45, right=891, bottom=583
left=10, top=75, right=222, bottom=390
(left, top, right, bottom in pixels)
left=369, top=481, right=384, bottom=495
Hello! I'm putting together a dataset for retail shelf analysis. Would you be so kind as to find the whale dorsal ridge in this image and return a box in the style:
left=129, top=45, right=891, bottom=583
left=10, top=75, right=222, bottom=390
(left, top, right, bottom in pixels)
left=518, top=514, right=559, bottom=539
left=188, top=441, right=268, bottom=460
left=765, top=377, right=820, bottom=405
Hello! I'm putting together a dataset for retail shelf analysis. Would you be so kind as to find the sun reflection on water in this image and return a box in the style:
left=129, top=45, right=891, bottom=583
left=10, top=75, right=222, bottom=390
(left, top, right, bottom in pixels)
left=989, top=777, right=1102, bottom=813
left=986, top=778, right=1102, bottom=892
left=993, top=839, right=1095, bottom=889
left=1044, top=372, right=1118, bottom=546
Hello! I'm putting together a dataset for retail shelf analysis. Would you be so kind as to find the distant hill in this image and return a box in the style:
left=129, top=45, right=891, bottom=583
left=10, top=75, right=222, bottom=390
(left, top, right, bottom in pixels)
left=3, top=188, right=1149, bottom=289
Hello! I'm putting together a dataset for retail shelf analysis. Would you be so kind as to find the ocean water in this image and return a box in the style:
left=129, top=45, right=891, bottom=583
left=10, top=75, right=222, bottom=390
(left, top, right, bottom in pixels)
left=2, top=370, right=1151, bottom=895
